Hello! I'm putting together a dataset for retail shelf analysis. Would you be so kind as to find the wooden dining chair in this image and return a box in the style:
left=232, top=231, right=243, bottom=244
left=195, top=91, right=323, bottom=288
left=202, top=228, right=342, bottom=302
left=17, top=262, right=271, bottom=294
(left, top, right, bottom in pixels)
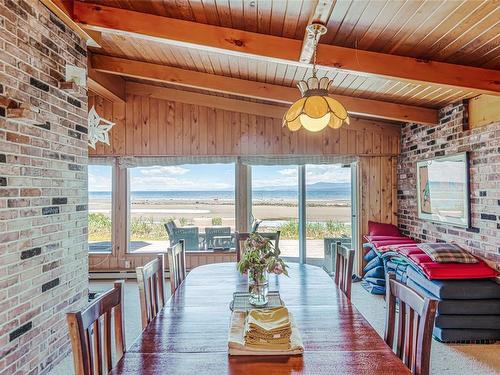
left=384, top=272, right=438, bottom=375
left=136, top=254, right=166, bottom=329
left=167, top=240, right=186, bottom=294
left=235, top=231, right=281, bottom=262
left=66, top=281, right=126, bottom=375
left=334, top=242, right=355, bottom=299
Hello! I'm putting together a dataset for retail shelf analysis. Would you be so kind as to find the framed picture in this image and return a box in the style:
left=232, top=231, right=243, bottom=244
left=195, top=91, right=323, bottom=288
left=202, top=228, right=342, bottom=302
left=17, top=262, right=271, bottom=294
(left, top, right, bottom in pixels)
left=416, top=152, right=470, bottom=228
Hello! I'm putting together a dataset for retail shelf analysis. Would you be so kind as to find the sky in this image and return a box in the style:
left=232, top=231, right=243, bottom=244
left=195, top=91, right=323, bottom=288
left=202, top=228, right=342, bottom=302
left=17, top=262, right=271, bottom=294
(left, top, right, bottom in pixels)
left=88, top=164, right=351, bottom=192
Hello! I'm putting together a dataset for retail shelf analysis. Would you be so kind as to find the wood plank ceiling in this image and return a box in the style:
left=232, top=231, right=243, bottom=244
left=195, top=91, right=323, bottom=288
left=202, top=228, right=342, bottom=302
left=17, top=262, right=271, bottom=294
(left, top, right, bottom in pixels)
left=80, top=0, right=499, bottom=115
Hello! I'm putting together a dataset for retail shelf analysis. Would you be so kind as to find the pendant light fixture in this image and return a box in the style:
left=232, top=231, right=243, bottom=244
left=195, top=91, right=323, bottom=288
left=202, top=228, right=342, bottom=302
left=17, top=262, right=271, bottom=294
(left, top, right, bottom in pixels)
left=283, top=24, right=349, bottom=132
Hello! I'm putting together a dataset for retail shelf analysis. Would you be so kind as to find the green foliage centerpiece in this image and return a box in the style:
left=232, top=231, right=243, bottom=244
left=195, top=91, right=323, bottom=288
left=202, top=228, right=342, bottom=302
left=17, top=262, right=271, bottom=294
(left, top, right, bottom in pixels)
left=237, top=233, right=288, bottom=306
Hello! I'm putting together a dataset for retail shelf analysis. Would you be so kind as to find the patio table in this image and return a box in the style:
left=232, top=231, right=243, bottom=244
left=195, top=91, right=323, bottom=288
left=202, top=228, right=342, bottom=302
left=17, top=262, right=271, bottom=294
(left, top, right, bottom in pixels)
left=110, top=263, right=410, bottom=375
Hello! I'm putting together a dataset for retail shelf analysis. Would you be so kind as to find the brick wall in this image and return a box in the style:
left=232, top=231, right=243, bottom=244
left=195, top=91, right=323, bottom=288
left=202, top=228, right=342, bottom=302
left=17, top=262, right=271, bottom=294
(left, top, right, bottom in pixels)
left=398, top=102, right=500, bottom=270
left=0, top=1, right=88, bottom=374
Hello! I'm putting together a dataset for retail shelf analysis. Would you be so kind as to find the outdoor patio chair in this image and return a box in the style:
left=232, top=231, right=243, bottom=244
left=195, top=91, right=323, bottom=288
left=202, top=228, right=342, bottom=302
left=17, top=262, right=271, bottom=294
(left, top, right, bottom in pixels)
left=169, top=226, right=202, bottom=251
left=164, top=220, right=177, bottom=239
left=324, top=236, right=352, bottom=275
left=205, top=226, right=233, bottom=250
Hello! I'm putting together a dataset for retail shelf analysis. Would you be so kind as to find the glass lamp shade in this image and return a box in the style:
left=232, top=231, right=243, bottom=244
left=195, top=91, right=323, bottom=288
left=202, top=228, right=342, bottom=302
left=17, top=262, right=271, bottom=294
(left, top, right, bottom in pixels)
left=283, top=78, right=349, bottom=132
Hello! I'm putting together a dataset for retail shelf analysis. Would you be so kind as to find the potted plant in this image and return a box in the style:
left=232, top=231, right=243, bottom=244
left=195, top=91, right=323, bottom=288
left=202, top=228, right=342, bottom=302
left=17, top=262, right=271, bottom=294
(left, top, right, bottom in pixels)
left=237, top=232, right=288, bottom=306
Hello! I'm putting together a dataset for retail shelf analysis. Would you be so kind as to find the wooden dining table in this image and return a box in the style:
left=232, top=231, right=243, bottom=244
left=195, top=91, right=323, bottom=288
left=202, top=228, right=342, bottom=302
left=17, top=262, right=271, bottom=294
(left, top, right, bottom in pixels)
left=111, top=263, right=410, bottom=374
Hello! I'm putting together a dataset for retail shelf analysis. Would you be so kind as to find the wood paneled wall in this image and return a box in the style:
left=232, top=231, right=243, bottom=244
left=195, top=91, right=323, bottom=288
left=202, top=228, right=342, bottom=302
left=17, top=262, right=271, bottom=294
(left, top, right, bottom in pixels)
left=358, top=156, right=398, bottom=273
left=89, top=94, right=400, bottom=157
left=87, top=92, right=400, bottom=275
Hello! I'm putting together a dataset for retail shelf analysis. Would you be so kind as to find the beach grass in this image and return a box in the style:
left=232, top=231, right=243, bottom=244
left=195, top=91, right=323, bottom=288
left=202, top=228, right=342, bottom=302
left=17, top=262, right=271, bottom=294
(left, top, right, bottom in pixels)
left=89, top=213, right=350, bottom=242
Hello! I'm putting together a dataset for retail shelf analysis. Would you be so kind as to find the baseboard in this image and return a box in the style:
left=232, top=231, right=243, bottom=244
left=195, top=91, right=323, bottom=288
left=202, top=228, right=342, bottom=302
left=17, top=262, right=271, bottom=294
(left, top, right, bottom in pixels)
left=89, top=271, right=171, bottom=279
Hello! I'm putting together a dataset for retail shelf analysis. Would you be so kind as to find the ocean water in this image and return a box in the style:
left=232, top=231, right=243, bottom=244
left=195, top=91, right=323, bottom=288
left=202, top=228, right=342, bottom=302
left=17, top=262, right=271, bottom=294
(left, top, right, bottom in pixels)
left=89, top=185, right=351, bottom=201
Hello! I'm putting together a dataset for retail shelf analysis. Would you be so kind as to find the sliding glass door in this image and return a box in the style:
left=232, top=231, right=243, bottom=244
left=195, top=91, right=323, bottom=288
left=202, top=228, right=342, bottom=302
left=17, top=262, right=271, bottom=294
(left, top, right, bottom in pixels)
left=305, top=164, right=352, bottom=267
left=251, top=165, right=300, bottom=262
left=249, top=163, right=353, bottom=268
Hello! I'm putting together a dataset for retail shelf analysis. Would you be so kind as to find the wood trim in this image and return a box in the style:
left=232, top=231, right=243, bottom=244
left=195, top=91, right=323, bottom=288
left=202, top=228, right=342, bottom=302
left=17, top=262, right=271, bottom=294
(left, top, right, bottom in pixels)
left=468, top=95, right=500, bottom=129
left=299, top=0, right=336, bottom=63
left=40, top=0, right=100, bottom=47
left=73, top=1, right=500, bottom=94
left=88, top=67, right=126, bottom=103
left=94, top=55, right=438, bottom=125
left=126, top=82, right=402, bottom=137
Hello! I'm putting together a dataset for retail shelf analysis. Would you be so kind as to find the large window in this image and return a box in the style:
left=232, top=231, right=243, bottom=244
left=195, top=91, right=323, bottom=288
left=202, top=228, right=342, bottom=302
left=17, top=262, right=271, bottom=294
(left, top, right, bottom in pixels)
left=128, top=163, right=235, bottom=253
left=88, top=165, right=113, bottom=253
left=251, top=165, right=299, bottom=262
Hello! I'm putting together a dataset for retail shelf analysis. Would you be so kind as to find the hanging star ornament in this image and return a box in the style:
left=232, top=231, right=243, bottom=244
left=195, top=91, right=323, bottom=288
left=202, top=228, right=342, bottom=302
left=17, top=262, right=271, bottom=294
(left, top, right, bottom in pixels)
left=87, top=106, right=115, bottom=149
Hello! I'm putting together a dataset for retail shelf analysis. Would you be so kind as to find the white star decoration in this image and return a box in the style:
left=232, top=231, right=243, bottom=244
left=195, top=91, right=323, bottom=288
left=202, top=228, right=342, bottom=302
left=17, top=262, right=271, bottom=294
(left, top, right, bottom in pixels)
left=87, top=106, right=115, bottom=149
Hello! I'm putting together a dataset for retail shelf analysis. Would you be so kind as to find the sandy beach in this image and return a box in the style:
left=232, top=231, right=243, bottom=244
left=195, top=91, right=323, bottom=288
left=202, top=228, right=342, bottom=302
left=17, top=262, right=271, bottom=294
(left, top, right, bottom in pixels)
left=89, top=198, right=352, bottom=228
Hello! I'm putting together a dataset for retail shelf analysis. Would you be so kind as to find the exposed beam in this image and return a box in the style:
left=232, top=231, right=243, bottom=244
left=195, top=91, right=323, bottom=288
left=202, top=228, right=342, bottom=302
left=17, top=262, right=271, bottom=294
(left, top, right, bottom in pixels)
left=73, top=1, right=500, bottom=94
left=126, top=81, right=402, bottom=138
left=300, top=1, right=336, bottom=63
left=40, top=0, right=100, bottom=47
left=88, top=67, right=126, bottom=103
left=468, top=95, right=500, bottom=129
left=92, top=54, right=438, bottom=125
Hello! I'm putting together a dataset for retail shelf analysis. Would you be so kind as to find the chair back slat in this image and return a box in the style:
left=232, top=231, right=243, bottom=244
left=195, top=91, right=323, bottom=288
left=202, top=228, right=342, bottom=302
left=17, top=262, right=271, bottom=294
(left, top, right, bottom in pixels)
left=334, top=242, right=355, bottom=299
left=168, top=240, right=187, bottom=294
left=235, top=231, right=281, bottom=262
left=67, top=281, right=126, bottom=375
left=384, top=273, right=438, bottom=375
left=136, top=254, right=166, bottom=329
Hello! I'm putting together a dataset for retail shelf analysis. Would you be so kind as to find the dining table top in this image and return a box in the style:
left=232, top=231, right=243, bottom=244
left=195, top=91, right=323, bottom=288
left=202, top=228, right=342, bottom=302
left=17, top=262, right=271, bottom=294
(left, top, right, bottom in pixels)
left=110, top=262, right=410, bottom=375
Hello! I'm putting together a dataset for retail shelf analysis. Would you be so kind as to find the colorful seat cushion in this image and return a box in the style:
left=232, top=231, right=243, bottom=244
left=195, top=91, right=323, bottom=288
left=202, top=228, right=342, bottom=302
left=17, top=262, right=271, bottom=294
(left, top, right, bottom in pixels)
left=364, top=235, right=411, bottom=242
left=367, top=221, right=401, bottom=237
left=407, top=268, right=500, bottom=299
left=417, top=243, right=478, bottom=263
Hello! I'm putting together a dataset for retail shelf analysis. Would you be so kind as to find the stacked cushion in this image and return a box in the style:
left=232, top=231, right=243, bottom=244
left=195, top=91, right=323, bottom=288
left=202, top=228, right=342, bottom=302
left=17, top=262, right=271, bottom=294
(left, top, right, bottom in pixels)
left=407, top=267, right=500, bottom=342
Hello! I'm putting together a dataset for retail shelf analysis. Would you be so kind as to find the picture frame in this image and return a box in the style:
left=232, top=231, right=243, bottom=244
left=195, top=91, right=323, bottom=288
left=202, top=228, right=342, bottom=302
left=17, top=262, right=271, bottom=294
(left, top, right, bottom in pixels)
left=416, top=152, right=470, bottom=228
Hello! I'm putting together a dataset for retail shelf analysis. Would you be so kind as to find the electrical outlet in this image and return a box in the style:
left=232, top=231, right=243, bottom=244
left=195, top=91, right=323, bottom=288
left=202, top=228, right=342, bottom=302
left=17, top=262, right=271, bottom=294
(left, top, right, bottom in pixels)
left=124, top=260, right=131, bottom=269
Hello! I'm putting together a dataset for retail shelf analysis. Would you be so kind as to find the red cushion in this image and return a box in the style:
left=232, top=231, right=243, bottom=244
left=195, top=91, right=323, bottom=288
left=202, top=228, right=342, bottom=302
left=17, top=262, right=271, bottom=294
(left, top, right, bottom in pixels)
left=416, top=261, right=497, bottom=280
left=368, top=221, right=401, bottom=237
left=370, top=239, right=416, bottom=249
left=365, top=235, right=411, bottom=241
left=397, top=246, right=423, bottom=256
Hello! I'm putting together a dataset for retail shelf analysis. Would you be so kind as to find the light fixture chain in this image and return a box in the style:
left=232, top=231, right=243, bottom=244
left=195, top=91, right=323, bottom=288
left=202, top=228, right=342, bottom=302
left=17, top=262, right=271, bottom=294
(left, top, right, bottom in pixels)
left=312, top=27, right=318, bottom=78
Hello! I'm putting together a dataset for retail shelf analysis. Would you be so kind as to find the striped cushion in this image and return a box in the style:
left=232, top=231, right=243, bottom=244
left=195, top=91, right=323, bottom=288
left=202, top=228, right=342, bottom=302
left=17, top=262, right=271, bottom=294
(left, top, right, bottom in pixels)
left=417, top=243, right=478, bottom=263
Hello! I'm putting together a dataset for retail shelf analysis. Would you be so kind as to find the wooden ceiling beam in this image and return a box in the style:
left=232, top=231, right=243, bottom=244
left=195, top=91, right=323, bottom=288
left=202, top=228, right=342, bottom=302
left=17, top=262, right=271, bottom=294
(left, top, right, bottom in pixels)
left=88, top=56, right=126, bottom=103
left=126, top=81, right=402, bottom=137
left=40, top=0, right=100, bottom=47
left=299, top=1, right=336, bottom=63
left=92, top=54, right=438, bottom=125
left=73, top=1, right=500, bottom=94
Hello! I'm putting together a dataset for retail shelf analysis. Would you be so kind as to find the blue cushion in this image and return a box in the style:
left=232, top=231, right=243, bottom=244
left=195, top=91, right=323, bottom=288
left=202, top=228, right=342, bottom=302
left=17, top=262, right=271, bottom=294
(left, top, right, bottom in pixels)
left=363, top=256, right=383, bottom=273
left=363, top=248, right=378, bottom=262
left=433, top=327, right=500, bottom=342
left=364, top=277, right=386, bottom=286
left=364, top=266, right=385, bottom=279
left=361, top=280, right=385, bottom=295
left=407, top=267, right=500, bottom=299
left=434, top=314, right=500, bottom=329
